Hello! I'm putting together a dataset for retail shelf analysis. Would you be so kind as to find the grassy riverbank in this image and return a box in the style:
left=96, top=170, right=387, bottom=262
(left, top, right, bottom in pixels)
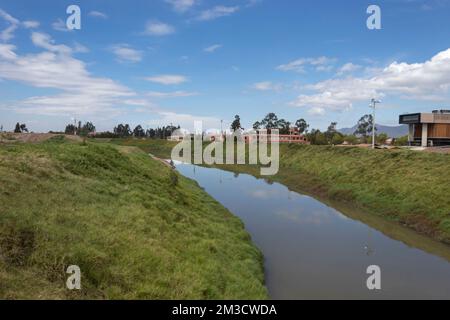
left=122, top=139, right=450, bottom=244
left=0, top=137, right=267, bottom=299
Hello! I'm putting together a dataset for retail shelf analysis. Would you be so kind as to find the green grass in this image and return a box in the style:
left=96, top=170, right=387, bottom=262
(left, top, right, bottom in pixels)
left=275, top=145, right=450, bottom=242
left=0, top=137, right=267, bottom=299
left=124, top=138, right=450, bottom=243
left=107, top=138, right=177, bottom=159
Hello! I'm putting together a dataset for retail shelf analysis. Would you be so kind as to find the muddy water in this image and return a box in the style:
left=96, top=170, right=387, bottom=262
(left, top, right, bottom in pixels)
left=177, top=164, right=450, bottom=299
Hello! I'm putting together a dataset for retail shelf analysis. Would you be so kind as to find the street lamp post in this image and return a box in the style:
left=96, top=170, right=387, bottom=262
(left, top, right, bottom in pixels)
left=370, top=98, right=381, bottom=149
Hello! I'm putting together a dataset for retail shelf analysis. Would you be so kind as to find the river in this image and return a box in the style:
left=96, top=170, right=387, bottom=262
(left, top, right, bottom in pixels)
left=176, top=163, right=450, bottom=299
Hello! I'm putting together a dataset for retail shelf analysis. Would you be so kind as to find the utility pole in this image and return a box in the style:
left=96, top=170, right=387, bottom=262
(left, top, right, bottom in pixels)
left=370, top=98, right=381, bottom=149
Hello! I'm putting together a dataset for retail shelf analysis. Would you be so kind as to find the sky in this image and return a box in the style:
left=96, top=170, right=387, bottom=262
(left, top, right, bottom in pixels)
left=0, top=0, right=450, bottom=133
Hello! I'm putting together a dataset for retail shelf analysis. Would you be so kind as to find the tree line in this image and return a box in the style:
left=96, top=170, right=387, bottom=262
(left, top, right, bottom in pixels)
left=8, top=112, right=407, bottom=146
left=63, top=121, right=180, bottom=139
left=232, top=113, right=405, bottom=145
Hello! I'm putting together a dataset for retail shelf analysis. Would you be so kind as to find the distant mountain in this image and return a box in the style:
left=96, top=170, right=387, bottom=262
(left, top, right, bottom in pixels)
left=338, top=124, right=408, bottom=138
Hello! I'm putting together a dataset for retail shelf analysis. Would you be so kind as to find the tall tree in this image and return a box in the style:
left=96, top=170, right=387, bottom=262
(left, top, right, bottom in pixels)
left=325, top=122, right=337, bottom=139
left=277, top=119, right=291, bottom=134
left=19, top=124, right=28, bottom=133
left=252, top=121, right=261, bottom=130
left=230, top=115, right=242, bottom=131
left=354, top=114, right=376, bottom=138
left=14, top=123, right=28, bottom=133
left=80, top=122, right=95, bottom=136
left=65, top=124, right=76, bottom=135
left=14, top=122, right=21, bottom=133
left=295, top=118, right=309, bottom=134
left=133, top=125, right=145, bottom=137
left=114, top=124, right=131, bottom=137
left=261, top=113, right=279, bottom=129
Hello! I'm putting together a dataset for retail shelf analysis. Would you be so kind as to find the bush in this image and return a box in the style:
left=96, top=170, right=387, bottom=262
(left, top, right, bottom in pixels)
left=394, top=135, right=409, bottom=146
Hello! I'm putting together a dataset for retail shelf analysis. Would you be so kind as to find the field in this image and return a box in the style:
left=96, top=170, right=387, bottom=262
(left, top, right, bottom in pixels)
left=0, top=136, right=267, bottom=299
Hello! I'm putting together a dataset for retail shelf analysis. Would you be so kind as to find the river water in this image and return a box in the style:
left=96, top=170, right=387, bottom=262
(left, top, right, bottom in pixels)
left=176, top=164, right=450, bottom=299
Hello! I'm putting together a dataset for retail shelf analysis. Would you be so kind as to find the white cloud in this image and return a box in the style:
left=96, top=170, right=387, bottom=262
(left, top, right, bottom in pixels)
left=290, top=48, right=450, bottom=113
left=52, top=18, right=70, bottom=32
left=89, top=11, right=108, bottom=19
left=144, top=21, right=175, bottom=36
left=73, top=42, right=89, bottom=53
left=0, top=43, right=17, bottom=59
left=0, top=32, right=134, bottom=116
left=252, top=81, right=282, bottom=92
left=165, top=0, right=197, bottom=13
left=196, top=6, right=239, bottom=21
left=0, top=9, right=19, bottom=41
left=204, top=44, right=222, bottom=53
left=0, top=9, right=19, bottom=24
left=277, top=56, right=336, bottom=73
left=337, top=62, right=362, bottom=75
left=111, top=44, right=143, bottom=63
left=145, top=74, right=188, bottom=85
left=0, top=9, right=39, bottom=41
left=31, top=32, right=72, bottom=54
left=23, top=20, right=40, bottom=29
left=146, top=91, right=198, bottom=98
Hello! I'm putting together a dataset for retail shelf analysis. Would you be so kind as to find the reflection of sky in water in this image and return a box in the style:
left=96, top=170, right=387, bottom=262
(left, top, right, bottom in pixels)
left=177, top=164, right=450, bottom=299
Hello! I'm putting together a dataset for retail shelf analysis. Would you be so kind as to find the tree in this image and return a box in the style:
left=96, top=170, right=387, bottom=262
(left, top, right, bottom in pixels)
left=308, top=129, right=327, bottom=145
left=252, top=121, right=261, bottom=130
left=343, top=134, right=359, bottom=145
left=331, top=134, right=344, bottom=145
left=133, top=125, right=146, bottom=138
left=261, top=113, right=279, bottom=129
left=80, top=122, right=95, bottom=136
left=65, top=124, right=76, bottom=135
left=230, top=115, right=242, bottom=131
left=14, top=123, right=28, bottom=133
left=393, top=135, right=409, bottom=146
left=277, top=119, right=291, bottom=134
left=114, top=124, right=131, bottom=137
left=20, top=124, right=28, bottom=132
left=377, top=133, right=388, bottom=144
left=295, top=118, right=309, bottom=134
left=325, top=122, right=338, bottom=143
left=354, top=114, right=376, bottom=141
left=327, top=122, right=337, bottom=134
left=146, top=128, right=156, bottom=138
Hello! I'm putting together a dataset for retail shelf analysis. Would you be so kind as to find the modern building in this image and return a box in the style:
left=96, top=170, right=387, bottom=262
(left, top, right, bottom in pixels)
left=399, top=110, right=450, bottom=146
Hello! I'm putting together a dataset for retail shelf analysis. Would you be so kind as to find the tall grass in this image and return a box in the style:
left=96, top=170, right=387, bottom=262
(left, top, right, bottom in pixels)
left=0, top=138, right=267, bottom=299
left=277, top=145, right=450, bottom=242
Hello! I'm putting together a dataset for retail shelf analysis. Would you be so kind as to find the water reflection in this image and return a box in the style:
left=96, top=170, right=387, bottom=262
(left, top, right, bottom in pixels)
left=177, top=164, right=450, bottom=299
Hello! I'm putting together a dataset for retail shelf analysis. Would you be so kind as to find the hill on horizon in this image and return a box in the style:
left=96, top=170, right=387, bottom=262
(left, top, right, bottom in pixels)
left=338, top=124, right=408, bottom=138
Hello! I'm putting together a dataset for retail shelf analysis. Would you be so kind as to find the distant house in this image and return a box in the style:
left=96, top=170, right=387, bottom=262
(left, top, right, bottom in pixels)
left=399, top=110, right=450, bottom=146
left=168, top=134, right=184, bottom=141
left=243, top=128, right=309, bottom=144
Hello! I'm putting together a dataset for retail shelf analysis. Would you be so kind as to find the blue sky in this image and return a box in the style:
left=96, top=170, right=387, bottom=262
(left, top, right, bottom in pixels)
left=1, top=0, right=450, bottom=132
